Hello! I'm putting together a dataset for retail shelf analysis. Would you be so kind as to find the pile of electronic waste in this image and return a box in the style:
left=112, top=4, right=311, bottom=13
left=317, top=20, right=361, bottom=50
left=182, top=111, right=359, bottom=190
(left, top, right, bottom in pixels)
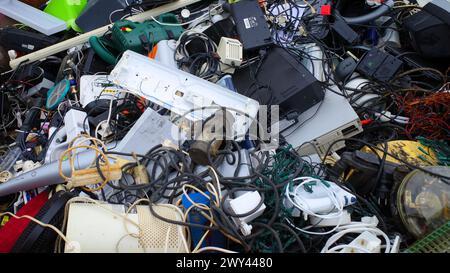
left=0, top=0, right=449, bottom=253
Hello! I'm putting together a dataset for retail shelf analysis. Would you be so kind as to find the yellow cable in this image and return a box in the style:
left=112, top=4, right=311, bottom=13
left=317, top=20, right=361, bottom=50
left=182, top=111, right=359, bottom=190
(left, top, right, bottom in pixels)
left=303, top=0, right=316, bottom=14
left=393, top=5, right=420, bottom=9
left=58, top=134, right=113, bottom=192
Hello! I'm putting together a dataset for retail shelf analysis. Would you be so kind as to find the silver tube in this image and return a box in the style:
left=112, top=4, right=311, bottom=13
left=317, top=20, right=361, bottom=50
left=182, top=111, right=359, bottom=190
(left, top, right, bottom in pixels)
left=0, top=150, right=97, bottom=196
left=342, top=0, right=395, bottom=25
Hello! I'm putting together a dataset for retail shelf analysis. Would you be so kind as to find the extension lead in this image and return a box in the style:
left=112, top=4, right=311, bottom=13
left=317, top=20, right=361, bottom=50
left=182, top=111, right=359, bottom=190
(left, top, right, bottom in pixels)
left=320, top=217, right=401, bottom=253
left=321, top=226, right=392, bottom=253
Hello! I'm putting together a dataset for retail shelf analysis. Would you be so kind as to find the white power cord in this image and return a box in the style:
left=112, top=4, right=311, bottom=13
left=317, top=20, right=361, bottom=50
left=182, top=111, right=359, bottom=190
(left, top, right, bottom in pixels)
left=150, top=4, right=223, bottom=26
left=286, top=177, right=345, bottom=220
left=284, top=177, right=345, bottom=235
left=374, top=111, right=410, bottom=124
left=321, top=223, right=392, bottom=253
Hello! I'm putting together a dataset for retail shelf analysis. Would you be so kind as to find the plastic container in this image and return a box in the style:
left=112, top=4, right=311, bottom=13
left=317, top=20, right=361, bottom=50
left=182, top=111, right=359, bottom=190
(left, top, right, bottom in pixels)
left=182, top=192, right=225, bottom=249
left=44, top=0, right=88, bottom=32
left=154, top=40, right=178, bottom=68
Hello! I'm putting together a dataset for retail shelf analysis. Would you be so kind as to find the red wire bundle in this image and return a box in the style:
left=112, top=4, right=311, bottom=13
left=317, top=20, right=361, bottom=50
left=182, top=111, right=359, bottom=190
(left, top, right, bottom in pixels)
left=400, top=92, right=450, bottom=140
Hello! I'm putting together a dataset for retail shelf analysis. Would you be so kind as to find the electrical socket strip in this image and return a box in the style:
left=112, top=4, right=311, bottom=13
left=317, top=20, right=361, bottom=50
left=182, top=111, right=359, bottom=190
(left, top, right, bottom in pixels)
left=340, top=231, right=382, bottom=253
left=79, top=75, right=125, bottom=107
left=110, top=50, right=260, bottom=140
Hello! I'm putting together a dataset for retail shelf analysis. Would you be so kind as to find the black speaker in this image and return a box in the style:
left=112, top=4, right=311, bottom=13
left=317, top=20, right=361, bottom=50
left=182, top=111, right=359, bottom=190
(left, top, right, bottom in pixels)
left=403, top=0, right=450, bottom=59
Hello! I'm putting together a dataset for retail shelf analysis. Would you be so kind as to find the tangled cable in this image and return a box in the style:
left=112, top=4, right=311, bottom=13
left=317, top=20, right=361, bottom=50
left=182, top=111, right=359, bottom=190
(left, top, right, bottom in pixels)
left=175, top=30, right=220, bottom=79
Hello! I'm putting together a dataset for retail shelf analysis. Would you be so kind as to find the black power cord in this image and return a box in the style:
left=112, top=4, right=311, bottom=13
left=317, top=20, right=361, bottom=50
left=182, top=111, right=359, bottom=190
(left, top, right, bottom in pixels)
left=175, top=31, right=221, bottom=79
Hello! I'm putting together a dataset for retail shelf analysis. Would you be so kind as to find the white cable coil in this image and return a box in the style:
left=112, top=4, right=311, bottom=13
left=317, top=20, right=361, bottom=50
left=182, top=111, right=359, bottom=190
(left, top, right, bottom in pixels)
left=321, top=224, right=392, bottom=253
left=283, top=177, right=355, bottom=235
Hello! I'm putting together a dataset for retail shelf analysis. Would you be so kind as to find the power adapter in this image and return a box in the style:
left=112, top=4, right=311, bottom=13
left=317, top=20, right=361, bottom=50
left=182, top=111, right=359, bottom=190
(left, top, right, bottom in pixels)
left=230, top=0, right=273, bottom=51
left=331, top=17, right=359, bottom=45
left=357, top=48, right=403, bottom=82
left=373, top=54, right=403, bottom=82
left=228, top=191, right=266, bottom=236
left=335, top=57, right=357, bottom=82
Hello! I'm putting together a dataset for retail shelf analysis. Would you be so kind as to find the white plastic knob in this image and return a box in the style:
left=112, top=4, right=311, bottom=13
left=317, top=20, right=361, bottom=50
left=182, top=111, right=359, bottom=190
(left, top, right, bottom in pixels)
left=181, top=9, right=191, bottom=18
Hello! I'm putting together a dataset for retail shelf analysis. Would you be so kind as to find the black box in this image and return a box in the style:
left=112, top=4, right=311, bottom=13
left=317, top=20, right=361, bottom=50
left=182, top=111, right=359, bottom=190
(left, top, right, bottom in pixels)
left=232, top=47, right=325, bottom=116
left=0, top=27, right=59, bottom=54
left=230, top=0, right=273, bottom=51
left=373, top=54, right=403, bottom=82
left=203, top=18, right=238, bottom=45
left=331, top=18, right=359, bottom=45
left=403, top=0, right=450, bottom=59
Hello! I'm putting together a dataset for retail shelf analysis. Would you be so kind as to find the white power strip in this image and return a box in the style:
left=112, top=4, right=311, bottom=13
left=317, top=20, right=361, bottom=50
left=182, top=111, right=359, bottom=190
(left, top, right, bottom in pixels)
left=110, top=50, right=260, bottom=140
left=79, top=75, right=125, bottom=107
left=340, top=231, right=382, bottom=253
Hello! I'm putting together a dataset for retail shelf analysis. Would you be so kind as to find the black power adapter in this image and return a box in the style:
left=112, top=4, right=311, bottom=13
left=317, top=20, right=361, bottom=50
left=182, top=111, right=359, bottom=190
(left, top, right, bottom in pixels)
left=331, top=17, right=359, bottom=45
left=357, top=48, right=403, bottom=82
left=230, top=0, right=273, bottom=51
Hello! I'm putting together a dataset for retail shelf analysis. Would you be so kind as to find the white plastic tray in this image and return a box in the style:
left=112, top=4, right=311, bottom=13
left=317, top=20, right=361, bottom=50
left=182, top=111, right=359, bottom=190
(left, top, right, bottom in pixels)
left=0, top=0, right=67, bottom=36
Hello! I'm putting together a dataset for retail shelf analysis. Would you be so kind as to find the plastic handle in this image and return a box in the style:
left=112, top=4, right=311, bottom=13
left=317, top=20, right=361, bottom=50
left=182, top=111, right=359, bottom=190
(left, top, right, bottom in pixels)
left=89, top=36, right=118, bottom=65
left=114, top=20, right=139, bottom=29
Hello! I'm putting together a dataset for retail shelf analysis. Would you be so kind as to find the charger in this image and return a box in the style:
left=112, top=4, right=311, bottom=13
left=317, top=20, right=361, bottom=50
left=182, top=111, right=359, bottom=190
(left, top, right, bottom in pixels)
left=357, top=48, right=403, bottom=82
left=228, top=191, right=266, bottom=236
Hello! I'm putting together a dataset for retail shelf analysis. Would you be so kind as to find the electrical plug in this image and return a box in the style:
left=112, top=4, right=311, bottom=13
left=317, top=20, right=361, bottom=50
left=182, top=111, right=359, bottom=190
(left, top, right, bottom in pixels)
left=374, top=111, right=409, bottom=124
left=65, top=241, right=81, bottom=253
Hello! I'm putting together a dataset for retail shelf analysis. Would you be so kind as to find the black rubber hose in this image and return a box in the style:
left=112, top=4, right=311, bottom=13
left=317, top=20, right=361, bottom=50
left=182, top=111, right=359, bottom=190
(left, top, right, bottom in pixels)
left=342, top=0, right=394, bottom=25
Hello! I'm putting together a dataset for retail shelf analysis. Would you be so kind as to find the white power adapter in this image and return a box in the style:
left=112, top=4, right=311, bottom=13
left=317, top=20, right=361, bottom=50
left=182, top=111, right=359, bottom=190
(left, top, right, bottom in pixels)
left=64, top=109, right=89, bottom=143
left=217, top=37, right=243, bottom=74
left=228, top=191, right=266, bottom=236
